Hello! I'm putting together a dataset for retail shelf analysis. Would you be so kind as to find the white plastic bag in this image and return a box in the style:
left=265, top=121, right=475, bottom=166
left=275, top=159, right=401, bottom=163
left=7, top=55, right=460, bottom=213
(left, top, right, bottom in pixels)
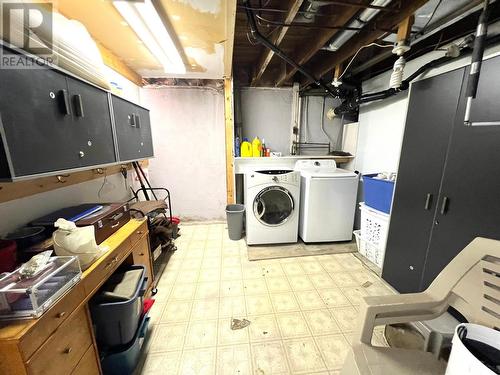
left=446, top=323, right=500, bottom=375
left=52, top=219, right=103, bottom=270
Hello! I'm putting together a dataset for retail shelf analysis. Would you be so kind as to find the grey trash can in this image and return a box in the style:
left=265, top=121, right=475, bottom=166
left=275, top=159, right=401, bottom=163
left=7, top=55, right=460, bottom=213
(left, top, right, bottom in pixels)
left=226, top=204, right=245, bottom=240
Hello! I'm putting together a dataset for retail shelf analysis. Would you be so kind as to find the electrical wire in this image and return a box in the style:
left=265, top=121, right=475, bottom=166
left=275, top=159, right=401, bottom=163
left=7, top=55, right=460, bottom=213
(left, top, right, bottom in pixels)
left=420, top=0, right=444, bottom=35
left=433, top=32, right=444, bottom=51
left=97, top=169, right=108, bottom=198
left=338, top=42, right=393, bottom=80
left=246, top=31, right=259, bottom=45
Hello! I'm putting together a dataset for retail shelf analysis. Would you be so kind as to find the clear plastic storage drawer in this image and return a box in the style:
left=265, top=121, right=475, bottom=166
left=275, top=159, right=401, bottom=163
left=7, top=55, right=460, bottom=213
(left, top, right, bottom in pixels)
left=0, top=256, right=81, bottom=319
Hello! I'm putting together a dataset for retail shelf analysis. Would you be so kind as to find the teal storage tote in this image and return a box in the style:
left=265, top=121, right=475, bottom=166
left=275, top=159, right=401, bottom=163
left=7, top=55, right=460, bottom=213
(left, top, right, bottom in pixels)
left=362, top=174, right=395, bottom=214
left=101, top=314, right=150, bottom=375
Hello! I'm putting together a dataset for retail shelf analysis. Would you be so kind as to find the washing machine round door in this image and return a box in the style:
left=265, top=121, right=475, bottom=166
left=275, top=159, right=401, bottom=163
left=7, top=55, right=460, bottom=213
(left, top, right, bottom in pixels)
left=253, top=186, right=294, bottom=226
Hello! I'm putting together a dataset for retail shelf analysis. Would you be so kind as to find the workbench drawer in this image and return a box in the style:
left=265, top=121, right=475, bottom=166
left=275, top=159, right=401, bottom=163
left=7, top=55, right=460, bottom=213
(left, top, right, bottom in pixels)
left=132, top=238, right=153, bottom=291
left=84, top=239, right=131, bottom=296
left=71, top=344, right=99, bottom=375
left=20, top=283, right=86, bottom=360
left=27, top=308, right=92, bottom=375
left=129, top=221, right=148, bottom=246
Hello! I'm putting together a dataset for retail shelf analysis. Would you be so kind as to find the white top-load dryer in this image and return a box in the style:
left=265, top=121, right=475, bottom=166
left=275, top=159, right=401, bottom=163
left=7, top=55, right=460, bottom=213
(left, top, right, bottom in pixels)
left=295, top=160, right=358, bottom=243
left=244, top=170, right=300, bottom=245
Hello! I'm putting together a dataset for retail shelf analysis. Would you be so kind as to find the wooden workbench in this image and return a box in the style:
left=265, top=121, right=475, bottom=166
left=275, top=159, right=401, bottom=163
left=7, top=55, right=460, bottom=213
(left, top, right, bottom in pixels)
left=0, top=219, right=152, bottom=375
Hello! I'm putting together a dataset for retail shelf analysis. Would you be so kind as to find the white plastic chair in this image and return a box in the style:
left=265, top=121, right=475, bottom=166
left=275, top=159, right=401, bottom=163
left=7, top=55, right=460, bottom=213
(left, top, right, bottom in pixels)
left=341, top=237, right=500, bottom=375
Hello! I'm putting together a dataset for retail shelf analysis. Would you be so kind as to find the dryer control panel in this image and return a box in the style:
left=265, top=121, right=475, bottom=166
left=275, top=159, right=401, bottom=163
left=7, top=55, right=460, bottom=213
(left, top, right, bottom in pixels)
left=251, top=170, right=299, bottom=184
left=273, top=172, right=299, bottom=184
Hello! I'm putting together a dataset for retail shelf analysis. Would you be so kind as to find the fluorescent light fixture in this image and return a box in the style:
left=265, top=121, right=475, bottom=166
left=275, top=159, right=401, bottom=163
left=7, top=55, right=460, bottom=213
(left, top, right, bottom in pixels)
left=113, top=0, right=185, bottom=74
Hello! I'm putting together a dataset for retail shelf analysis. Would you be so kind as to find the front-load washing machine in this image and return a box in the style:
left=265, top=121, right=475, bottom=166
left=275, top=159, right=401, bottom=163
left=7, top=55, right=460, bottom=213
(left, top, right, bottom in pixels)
left=295, top=159, right=358, bottom=242
left=244, top=170, right=300, bottom=245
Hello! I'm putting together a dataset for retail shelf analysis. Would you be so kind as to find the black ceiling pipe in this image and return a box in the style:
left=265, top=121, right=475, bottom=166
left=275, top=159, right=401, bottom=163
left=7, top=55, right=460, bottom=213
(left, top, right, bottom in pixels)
left=243, top=0, right=343, bottom=98
left=333, top=54, right=457, bottom=116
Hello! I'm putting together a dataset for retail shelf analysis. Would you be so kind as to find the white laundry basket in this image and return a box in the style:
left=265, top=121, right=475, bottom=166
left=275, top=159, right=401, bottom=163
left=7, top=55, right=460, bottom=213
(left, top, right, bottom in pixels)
left=359, top=203, right=390, bottom=248
left=446, top=323, right=500, bottom=375
left=356, top=203, right=390, bottom=268
left=353, top=230, right=384, bottom=268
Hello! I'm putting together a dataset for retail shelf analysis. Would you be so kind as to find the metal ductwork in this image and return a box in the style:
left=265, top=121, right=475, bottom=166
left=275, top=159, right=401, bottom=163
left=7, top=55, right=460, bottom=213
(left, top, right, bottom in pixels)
left=295, top=0, right=324, bottom=23
left=295, top=1, right=344, bottom=23
left=323, top=0, right=393, bottom=51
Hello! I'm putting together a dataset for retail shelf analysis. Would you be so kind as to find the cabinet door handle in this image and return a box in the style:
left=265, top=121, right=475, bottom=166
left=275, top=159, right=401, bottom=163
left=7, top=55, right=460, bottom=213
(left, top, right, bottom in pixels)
left=424, top=193, right=433, bottom=210
left=60, top=89, right=71, bottom=115
left=134, top=113, right=141, bottom=128
left=128, top=114, right=136, bottom=127
left=73, top=94, right=84, bottom=117
left=63, top=347, right=72, bottom=354
left=440, top=196, right=449, bottom=215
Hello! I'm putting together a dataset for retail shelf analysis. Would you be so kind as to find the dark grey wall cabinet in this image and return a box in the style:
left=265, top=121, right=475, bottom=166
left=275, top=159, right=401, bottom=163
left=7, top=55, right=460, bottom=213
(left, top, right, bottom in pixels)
left=382, top=67, right=465, bottom=293
left=0, top=47, right=153, bottom=180
left=383, top=55, right=500, bottom=292
left=111, top=95, right=154, bottom=162
left=420, top=57, right=500, bottom=288
left=0, top=63, right=80, bottom=177
left=66, top=77, right=116, bottom=168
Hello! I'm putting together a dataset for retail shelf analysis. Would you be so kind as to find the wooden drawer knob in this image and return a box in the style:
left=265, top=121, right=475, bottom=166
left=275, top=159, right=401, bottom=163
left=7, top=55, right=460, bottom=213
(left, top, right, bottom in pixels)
left=56, top=312, right=66, bottom=318
left=139, top=253, right=144, bottom=256
left=137, top=231, right=143, bottom=235
left=63, top=347, right=72, bottom=354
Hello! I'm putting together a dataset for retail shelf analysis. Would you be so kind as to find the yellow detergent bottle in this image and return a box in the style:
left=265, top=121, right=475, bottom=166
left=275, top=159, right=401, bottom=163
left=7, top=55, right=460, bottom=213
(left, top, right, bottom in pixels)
left=252, top=137, right=262, bottom=157
left=240, top=138, right=252, bottom=157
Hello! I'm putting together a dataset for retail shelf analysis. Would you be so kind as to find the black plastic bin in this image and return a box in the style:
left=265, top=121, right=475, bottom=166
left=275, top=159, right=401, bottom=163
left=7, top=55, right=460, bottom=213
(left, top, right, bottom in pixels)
left=90, top=265, right=147, bottom=347
left=101, top=314, right=150, bottom=375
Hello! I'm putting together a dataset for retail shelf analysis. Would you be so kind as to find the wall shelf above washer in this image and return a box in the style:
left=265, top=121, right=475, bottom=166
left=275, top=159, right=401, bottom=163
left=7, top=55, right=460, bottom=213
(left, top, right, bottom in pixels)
left=234, top=155, right=354, bottom=174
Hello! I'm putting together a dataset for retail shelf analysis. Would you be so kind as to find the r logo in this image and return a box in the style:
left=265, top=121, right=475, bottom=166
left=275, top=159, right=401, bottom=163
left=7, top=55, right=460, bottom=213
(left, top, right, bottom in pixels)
left=2, top=1, right=53, bottom=55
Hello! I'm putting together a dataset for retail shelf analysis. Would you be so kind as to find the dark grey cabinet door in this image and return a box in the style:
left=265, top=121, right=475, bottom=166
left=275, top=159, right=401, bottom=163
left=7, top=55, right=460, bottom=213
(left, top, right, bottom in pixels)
left=111, top=95, right=153, bottom=161
left=135, top=106, right=154, bottom=158
left=0, top=65, right=80, bottom=176
left=67, top=78, right=116, bottom=167
left=382, top=67, right=465, bottom=293
left=420, top=57, right=500, bottom=288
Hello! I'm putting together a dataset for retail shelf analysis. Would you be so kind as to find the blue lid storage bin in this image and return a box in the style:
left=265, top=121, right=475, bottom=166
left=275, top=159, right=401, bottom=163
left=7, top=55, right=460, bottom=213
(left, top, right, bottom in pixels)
left=90, top=265, right=147, bottom=348
left=101, top=313, right=150, bottom=375
left=362, top=174, right=395, bottom=214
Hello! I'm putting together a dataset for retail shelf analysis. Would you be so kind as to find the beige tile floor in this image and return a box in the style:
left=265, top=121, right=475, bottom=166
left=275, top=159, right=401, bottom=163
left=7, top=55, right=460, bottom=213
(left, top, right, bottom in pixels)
left=138, top=223, right=395, bottom=375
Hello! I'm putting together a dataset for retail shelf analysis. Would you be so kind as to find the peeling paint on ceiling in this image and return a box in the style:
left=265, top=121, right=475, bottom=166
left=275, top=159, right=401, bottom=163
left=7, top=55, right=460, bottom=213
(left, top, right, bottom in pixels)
left=186, top=43, right=225, bottom=77
left=56, top=0, right=234, bottom=80
left=174, top=0, right=222, bottom=15
left=139, top=43, right=225, bottom=79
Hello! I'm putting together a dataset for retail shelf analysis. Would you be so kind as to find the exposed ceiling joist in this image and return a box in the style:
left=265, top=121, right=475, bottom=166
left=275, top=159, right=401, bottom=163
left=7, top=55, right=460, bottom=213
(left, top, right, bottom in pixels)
left=346, top=0, right=486, bottom=80
left=251, top=0, right=304, bottom=85
left=300, top=0, right=432, bottom=86
left=274, top=0, right=373, bottom=87
left=397, top=15, right=415, bottom=43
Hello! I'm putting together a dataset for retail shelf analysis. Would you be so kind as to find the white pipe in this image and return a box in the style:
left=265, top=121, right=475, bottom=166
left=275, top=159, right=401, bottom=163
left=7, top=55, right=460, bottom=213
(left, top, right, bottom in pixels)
left=303, top=96, right=309, bottom=142
left=324, top=0, right=392, bottom=51
left=290, top=83, right=300, bottom=155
